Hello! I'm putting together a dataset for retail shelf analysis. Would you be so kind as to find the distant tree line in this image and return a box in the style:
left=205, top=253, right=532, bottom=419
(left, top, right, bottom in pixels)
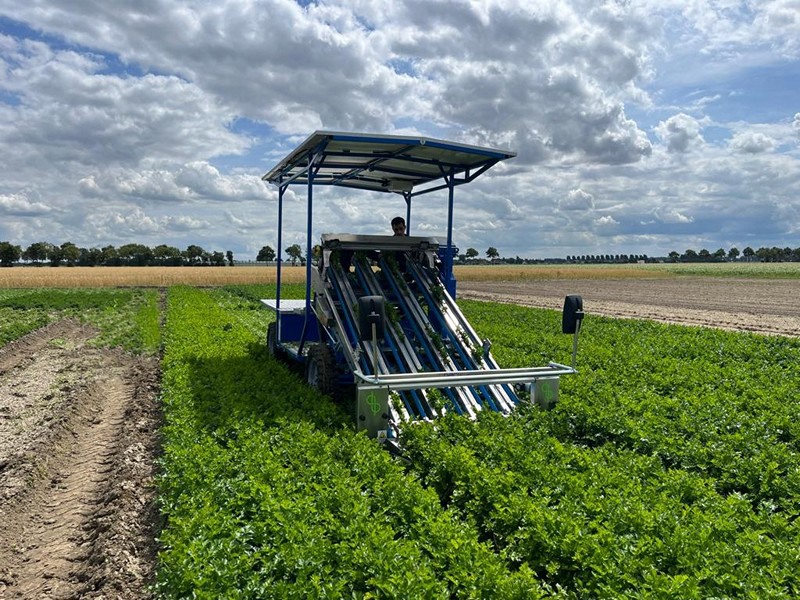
left=4, top=240, right=799, bottom=269
left=0, top=240, right=236, bottom=267
left=665, top=246, right=800, bottom=263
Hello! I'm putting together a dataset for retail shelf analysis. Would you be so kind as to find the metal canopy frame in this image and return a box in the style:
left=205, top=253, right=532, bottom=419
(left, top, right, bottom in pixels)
left=262, top=130, right=516, bottom=354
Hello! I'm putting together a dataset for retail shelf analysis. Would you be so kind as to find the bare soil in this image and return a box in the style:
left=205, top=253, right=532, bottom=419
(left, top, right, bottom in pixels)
left=0, top=320, right=161, bottom=599
left=458, top=277, right=800, bottom=337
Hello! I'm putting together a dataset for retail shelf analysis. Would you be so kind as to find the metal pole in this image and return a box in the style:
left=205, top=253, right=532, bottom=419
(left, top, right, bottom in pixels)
left=276, top=183, right=284, bottom=317
left=444, top=168, right=456, bottom=297
left=404, top=191, right=412, bottom=235
left=299, top=153, right=314, bottom=354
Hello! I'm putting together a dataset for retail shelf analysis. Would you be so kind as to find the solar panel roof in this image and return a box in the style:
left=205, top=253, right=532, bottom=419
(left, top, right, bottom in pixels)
left=262, top=131, right=516, bottom=195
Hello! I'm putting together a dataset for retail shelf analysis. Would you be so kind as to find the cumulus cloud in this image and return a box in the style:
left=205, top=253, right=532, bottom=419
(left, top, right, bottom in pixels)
left=560, top=188, right=595, bottom=211
left=655, top=113, right=705, bottom=153
left=1, top=40, right=247, bottom=171
left=0, top=191, right=52, bottom=216
left=643, top=0, right=800, bottom=57
left=655, top=208, right=694, bottom=225
left=169, top=215, right=211, bottom=231
left=729, top=132, right=775, bottom=154
left=2, top=0, right=654, bottom=166
left=77, top=162, right=269, bottom=204
left=595, top=215, right=619, bottom=227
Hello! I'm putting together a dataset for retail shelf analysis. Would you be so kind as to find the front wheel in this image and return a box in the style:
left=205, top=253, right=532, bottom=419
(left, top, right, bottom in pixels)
left=267, top=322, right=284, bottom=359
left=305, top=344, right=337, bottom=396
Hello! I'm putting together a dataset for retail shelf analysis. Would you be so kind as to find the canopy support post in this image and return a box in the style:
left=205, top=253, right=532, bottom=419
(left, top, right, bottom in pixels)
left=444, top=167, right=457, bottom=298
left=403, top=191, right=412, bottom=235
left=276, top=181, right=286, bottom=342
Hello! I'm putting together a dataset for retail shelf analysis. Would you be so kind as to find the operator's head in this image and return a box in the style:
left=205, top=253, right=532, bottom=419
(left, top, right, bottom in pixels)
left=391, top=216, right=406, bottom=236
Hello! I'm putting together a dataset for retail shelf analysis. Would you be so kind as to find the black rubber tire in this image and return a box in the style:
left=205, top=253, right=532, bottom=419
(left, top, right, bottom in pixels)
left=267, top=322, right=284, bottom=359
left=305, top=344, right=338, bottom=396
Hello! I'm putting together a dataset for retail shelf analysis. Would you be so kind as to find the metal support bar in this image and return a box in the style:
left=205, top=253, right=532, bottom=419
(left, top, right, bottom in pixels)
left=354, top=365, right=576, bottom=391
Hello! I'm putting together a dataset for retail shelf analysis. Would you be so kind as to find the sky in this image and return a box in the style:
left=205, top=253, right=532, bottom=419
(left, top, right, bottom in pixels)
left=0, top=0, right=798, bottom=261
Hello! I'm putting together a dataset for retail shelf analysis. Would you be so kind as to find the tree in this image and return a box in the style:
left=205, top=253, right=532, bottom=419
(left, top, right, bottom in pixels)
left=728, top=247, right=740, bottom=260
left=184, top=244, right=205, bottom=265
left=226, top=250, right=234, bottom=266
left=0, top=241, right=21, bottom=267
left=154, top=244, right=183, bottom=266
left=61, top=241, right=81, bottom=266
left=209, top=251, right=224, bottom=266
left=256, top=245, right=276, bottom=263
left=713, top=248, right=726, bottom=260
left=486, top=246, right=499, bottom=261
left=79, top=247, right=103, bottom=266
left=285, top=244, right=303, bottom=265
left=465, top=247, right=479, bottom=260
left=119, top=243, right=153, bottom=266
left=23, top=241, right=53, bottom=264
left=49, top=245, right=64, bottom=266
left=101, top=245, right=120, bottom=266
left=743, top=246, right=755, bottom=261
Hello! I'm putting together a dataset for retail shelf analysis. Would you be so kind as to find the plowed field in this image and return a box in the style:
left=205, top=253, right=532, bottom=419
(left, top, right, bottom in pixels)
left=459, top=277, right=800, bottom=337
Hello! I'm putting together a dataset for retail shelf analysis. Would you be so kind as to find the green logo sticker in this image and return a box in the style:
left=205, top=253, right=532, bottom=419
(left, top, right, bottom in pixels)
left=366, top=392, right=381, bottom=415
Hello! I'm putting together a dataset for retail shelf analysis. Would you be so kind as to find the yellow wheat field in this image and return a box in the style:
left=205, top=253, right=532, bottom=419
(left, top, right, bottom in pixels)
left=0, top=263, right=677, bottom=288
left=0, top=266, right=304, bottom=288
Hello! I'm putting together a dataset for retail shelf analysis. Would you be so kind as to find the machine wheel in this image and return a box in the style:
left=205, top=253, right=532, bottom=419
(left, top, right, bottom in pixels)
left=267, top=322, right=284, bottom=359
left=306, top=344, right=338, bottom=396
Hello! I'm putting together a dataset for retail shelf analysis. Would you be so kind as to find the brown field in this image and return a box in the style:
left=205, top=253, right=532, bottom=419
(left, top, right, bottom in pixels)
left=458, top=277, right=800, bottom=338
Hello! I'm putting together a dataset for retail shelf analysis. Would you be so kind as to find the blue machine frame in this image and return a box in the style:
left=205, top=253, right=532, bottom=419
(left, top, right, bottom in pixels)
left=262, top=130, right=517, bottom=358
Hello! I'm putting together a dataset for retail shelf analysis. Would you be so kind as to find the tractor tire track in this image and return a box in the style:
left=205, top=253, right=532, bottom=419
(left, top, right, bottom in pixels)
left=0, top=322, right=161, bottom=599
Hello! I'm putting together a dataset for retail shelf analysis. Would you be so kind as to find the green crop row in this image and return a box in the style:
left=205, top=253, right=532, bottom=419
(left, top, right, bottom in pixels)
left=156, top=287, right=557, bottom=599
left=0, top=288, right=160, bottom=352
left=403, top=411, right=799, bottom=598
left=451, top=299, right=800, bottom=597
left=460, top=300, right=800, bottom=512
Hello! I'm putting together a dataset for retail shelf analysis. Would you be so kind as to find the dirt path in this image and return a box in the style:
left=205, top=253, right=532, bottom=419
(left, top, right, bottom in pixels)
left=0, top=321, right=161, bottom=599
left=458, top=277, right=800, bottom=337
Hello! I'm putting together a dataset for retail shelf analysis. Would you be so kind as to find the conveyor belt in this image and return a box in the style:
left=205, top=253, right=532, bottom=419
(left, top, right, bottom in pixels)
left=316, top=246, right=528, bottom=422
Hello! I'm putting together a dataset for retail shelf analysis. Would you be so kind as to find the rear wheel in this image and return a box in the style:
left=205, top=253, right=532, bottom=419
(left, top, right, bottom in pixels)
left=305, top=344, right=337, bottom=396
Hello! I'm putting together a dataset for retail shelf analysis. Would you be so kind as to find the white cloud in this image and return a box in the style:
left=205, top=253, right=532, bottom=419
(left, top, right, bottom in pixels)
left=655, top=208, right=694, bottom=225
left=729, top=131, right=775, bottom=154
left=560, top=188, right=595, bottom=211
left=655, top=113, right=706, bottom=153
left=0, top=191, right=52, bottom=216
left=77, top=162, right=269, bottom=204
left=595, top=215, right=619, bottom=227
left=0, top=1, right=798, bottom=258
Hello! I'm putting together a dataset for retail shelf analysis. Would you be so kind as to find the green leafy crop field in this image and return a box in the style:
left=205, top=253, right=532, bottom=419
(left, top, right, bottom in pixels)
left=2, top=284, right=798, bottom=597
left=154, top=286, right=800, bottom=598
